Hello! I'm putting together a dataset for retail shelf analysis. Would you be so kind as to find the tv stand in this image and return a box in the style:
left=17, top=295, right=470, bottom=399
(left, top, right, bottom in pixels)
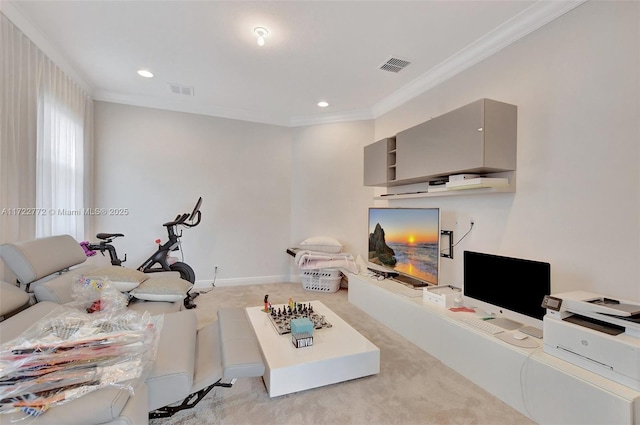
left=391, top=274, right=431, bottom=288
left=347, top=273, right=639, bottom=424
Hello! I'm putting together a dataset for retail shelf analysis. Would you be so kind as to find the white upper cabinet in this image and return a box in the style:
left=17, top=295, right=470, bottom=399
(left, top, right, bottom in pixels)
left=364, top=98, right=517, bottom=187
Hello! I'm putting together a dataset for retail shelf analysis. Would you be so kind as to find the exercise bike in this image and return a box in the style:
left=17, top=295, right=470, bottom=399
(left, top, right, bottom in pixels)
left=82, top=197, right=203, bottom=308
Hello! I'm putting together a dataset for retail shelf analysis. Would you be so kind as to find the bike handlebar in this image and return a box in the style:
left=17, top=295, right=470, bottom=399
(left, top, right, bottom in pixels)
left=162, top=198, right=202, bottom=228
left=184, top=210, right=201, bottom=228
left=163, top=213, right=189, bottom=227
left=189, top=197, right=202, bottom=221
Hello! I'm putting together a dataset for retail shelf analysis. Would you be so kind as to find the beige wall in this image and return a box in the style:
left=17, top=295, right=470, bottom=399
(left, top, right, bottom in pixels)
left=93, top=103, right=374, bottom=285
left=290, top=121, right=375, bottom=264
left=93, top=102, right=293, bottom=285
left=91, top=1, right=639, bottom=300
left=374, top=1, right=640, bottom=299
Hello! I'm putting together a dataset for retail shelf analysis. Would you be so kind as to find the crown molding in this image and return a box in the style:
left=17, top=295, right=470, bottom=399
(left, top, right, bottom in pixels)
left=93, top=90, right=292, bottom=127
left=370, top=0, right=587, bottom=119
left=289, top=109, right=375, bottom=127
left=95, top=90, right=375, bottom=128
left=4, top=0, right=586, bottom=128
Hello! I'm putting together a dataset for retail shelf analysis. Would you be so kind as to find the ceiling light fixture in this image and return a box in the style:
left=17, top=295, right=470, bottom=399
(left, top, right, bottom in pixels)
left=317, top=101, right=329, bottom=108
left=254, top=27, right=269, bottom=46
left=137, top=69, right=154, bottom=78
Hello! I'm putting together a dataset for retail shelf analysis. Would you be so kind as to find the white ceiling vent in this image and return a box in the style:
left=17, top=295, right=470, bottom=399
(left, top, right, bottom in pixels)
left=379, top=57, right=411, bottom=73
left=168, top=83, right=194, bottom=96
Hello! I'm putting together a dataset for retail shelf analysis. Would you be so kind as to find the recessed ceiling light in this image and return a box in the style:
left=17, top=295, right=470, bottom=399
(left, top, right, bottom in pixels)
left=253, top=27, right=269, bottom=46
left=317, top=101, right=329, bottom=108
left=137, top=69, right=154, bottom=78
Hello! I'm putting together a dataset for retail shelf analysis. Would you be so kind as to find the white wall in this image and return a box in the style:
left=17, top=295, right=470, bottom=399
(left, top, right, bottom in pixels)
left=93, top=103, right=374, bottom=285
left=92, top=1, right=639, bottom=301
left=93, top=102, right=293, bottom=286
left=289, top=121, right=375, bottom=277
left=374, top=1, right=640, bottom=300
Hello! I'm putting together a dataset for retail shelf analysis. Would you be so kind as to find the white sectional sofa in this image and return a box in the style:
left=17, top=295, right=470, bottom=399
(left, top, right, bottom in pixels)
left=0, top=235, right=265, bottom=424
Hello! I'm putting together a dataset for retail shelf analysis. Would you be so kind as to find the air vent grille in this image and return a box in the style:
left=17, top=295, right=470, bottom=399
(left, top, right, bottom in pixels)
left=379, top=57, right=411, bottom=73
left=168, top=83, right=194, bottom=96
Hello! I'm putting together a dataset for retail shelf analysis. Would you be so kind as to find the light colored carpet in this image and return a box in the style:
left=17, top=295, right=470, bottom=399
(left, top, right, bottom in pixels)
left=151, top=282, right=536, bottom=425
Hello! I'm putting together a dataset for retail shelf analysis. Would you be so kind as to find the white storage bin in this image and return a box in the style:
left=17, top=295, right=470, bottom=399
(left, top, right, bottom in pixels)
left=301, top=268, right=342, bottom=293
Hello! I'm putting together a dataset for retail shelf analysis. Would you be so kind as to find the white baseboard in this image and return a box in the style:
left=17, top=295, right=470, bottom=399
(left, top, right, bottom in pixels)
left=192, top=274, right=293, bottom=290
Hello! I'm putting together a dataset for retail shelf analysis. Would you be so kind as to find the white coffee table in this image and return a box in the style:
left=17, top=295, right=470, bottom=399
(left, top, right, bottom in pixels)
left=245, top=300, right=380, bottom=397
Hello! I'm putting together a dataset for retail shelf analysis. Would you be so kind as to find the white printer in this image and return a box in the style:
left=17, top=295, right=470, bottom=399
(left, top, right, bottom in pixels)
left=543, top=291, right=640, bottom=390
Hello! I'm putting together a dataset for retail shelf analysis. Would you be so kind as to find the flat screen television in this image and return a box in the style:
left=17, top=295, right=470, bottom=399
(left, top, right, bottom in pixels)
left=463, top=250, right=551, bottom=328
left=368, top=207, right=440, bottom=287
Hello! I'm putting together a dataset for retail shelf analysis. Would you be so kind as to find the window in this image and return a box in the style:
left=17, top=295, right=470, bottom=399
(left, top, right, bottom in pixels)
left=35, top=67, right=89, bottom=240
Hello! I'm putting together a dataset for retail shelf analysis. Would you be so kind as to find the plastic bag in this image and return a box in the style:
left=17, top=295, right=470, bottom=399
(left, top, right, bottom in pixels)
left=0, top=303, right=163, bottom=416
left=68, top=274, right=129, bottom=314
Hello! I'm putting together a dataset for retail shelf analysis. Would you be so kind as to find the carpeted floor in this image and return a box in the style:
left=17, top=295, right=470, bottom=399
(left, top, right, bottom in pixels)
left=151, top=282, right=535, bottom=425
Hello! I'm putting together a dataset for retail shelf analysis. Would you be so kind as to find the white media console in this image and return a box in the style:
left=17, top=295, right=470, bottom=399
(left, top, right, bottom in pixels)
left=347, top=273, right=640, bottom=425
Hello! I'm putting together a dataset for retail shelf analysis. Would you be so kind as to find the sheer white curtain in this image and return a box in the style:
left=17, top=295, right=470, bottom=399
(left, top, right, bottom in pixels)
left=1, top=13, right=92, bottom=280
left=35, top=60, right=91, bottom=239
left=1, top=13, right=39, bottom=280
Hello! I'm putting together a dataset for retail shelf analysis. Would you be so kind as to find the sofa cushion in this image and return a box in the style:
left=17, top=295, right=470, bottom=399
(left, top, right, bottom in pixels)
left=129, top=276, right=191, bottom=302
left=0, top=386, right=137, bottom=425
left=191, top=321, right=224, bottom=394
left=146, top=310, right=197, bottom=410
left=128, top=298, right=182, bottom=315
left=88, top=265, right=149, bottom=292
left=0, top=300, right=58, bottom=341
left=0, top=301, right=136, bottom=424
left=0, top=280, right=30, bottom=318
left=0, top=235, right=86, bottom=284
left=32, top=264, right=97, bottom=304
left=217, top=307, right=265, bottom=379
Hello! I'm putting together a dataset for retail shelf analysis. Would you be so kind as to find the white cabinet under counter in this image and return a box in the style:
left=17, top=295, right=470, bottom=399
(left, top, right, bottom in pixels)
left=347, top=273, right=640, bottom=424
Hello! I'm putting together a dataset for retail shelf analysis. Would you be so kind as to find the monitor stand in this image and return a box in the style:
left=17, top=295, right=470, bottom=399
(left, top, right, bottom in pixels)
left=392, top=274, right=431, bottom=288
left=486, top=317, right=522, bottom=331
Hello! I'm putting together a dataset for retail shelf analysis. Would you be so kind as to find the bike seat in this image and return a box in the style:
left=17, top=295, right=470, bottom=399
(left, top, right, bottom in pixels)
left=96, top=232, right=124, bottom=240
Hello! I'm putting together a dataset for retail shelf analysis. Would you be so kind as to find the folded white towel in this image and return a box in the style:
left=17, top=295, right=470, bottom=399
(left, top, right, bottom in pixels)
left=294, top=250, right=359, bottom=274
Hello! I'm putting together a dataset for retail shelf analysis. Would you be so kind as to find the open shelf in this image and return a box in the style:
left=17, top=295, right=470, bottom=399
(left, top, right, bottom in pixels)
left=375, top=185, right=514, bottom=200
left=375, top=172, right=515, bottom=200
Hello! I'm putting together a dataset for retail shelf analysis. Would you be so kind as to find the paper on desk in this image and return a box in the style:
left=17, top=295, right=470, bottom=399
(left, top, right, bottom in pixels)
left=449, top=307, right=476, bottom=313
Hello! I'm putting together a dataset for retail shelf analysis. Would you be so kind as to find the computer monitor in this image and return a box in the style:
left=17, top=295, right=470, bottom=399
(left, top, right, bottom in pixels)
left=463, top=250, right=551, bottom=328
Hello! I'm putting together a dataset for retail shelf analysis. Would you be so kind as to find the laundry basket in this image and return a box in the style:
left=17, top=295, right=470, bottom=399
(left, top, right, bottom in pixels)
left=301, top=268, right=342, bottom=293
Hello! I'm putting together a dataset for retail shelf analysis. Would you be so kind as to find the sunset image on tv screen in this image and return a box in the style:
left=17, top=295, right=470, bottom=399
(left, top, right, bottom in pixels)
left=368, top=208, right=439, bottom=285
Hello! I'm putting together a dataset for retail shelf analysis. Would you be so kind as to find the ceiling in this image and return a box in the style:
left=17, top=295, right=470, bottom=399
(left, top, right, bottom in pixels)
left=3, top=1, right=584, bottom=127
